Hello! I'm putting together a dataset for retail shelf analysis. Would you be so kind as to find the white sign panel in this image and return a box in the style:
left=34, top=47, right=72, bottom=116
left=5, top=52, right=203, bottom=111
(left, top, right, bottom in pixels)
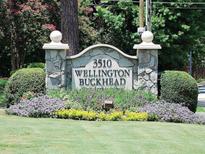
left=72, top=58, right=133, bottom=89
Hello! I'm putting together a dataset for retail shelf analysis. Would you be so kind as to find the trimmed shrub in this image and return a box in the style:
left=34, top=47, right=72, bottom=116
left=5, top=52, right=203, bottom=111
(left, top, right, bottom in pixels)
left=160, top=71, right=198, bottom=112
left=48, top=89, right=157, bottom=111
left=7, top=96, right=65, bottom=117
left=5, top=68, right=46, bottom=105
left=27, top=62, right=45, bottom=69
left=54, top=109, right=148, bottom=121
left=139, top=101, right=205, bottom=124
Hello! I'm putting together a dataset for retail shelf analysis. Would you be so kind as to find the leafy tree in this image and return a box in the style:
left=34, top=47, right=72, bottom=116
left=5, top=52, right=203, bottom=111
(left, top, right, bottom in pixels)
left=0, top=0, right=204, bottom=76
left=82, top=0, right=205, bottom=71
left=0, top=0, right=55, bottom=75
left=79, top=3, right=98, bottom=51
left=152, top=0, right=205, bottom=71
left=89, top=0, right=140, bottom=55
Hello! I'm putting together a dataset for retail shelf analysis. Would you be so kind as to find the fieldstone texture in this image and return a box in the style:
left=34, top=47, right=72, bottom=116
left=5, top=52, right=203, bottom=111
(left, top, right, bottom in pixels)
left=45, top=50, right=66, bottom=89
left=44, top=44, right=159, bottom=95
left=137, top=49, right=158, bottom=95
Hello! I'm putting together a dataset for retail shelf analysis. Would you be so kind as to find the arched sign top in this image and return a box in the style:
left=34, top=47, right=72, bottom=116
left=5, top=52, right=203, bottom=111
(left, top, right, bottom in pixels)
left=67, top=44, right=137, bottom=60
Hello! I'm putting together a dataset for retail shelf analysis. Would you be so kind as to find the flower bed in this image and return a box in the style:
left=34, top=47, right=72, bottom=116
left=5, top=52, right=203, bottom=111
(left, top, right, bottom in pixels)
left=139, top=101, right=205, bottom=124
left=48, top=89, right=157, bottom=111
left=54, top=109, right=148, bottom=121
left=7, top=96, right=65, bottom=117
left=6, top=94, right=205, bottom=124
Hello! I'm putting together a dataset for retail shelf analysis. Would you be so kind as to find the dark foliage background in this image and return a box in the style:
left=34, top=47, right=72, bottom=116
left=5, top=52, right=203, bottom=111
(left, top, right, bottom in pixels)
left=0, top=0, right=204, bottom=76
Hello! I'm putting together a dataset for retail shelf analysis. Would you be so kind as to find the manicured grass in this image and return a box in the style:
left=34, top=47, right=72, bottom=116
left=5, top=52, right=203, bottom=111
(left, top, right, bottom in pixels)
left=0, top=113, right=205, bottom=154
left=197, top=107, right=205, bottom=112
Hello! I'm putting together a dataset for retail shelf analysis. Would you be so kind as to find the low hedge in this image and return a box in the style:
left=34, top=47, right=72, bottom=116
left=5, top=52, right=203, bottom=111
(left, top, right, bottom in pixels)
left=54, top=109, right=148, bottom=121
left=5, top=68, right=45, bottom=105
left=160, top=71, right=198, bottom=112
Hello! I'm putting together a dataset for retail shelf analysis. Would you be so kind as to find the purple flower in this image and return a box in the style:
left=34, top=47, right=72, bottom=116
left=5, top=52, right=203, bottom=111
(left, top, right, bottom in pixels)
left=139, top=100, right=205, bottom=124
left=7, top=95, right=65, bottom=117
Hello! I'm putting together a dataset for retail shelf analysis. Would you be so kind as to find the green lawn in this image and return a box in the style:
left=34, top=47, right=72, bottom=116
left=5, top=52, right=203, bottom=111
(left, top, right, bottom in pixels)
left=197, top=107, right=205, bottom=112
left=0, top=111, right=205, bottom=154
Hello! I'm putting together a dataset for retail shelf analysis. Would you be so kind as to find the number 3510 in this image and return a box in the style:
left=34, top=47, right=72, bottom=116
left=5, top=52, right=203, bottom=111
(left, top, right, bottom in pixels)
left=93, top=59, right=112, bottom=68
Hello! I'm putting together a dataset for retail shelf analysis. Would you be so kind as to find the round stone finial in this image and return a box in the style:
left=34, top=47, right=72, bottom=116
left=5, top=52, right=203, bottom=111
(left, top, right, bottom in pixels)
left=141, top=31, right=154, bottom=43
left=50, top=30, right=62, bottom=43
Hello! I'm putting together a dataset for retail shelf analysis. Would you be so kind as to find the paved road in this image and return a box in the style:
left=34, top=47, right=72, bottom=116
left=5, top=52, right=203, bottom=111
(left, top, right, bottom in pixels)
left=198, top=86, right=205, bottom=107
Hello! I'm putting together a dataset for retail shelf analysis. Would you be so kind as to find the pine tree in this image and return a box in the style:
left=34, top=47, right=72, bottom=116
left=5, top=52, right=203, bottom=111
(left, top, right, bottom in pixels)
left=60, top=0, right=79, bottom=55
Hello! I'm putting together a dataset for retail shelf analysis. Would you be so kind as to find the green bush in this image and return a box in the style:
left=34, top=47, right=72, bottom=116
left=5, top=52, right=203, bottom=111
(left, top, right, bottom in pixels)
left=10, top=63, right=45, bottom=76
left=27, top=62, right=45, bottom=69
left=0, top=79, right=7, bottom=92
left=5, top=68, right=46, bottom=105
left=160, top=71, right=198, bottom=112
left=0, top=78, right=7, bottom=106
left=48, top=89, right=157, bottom=111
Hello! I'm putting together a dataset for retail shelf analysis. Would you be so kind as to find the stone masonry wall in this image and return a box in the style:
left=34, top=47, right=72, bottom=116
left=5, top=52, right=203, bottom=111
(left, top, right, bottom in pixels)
left=44, top=30, right=161, bottom=95
left=137, top=49, right=158, bottom=94
left=45, top=46, right=159, bottom=94
left=45, top=50, right=66, bottom=89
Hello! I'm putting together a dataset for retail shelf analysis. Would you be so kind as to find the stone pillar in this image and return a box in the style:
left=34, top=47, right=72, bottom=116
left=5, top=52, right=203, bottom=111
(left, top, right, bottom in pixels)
left=43, top=31, right=69, bottom=90
left=134, top=31, right=161, bottom=95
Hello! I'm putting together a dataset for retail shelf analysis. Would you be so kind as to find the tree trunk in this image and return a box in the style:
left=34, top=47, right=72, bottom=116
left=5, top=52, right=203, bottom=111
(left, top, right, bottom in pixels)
left=60, top=0, right=79, bottom=55
left=7, top=0, right=20, bottom=71
left=10, top=21, right=20, bottom=71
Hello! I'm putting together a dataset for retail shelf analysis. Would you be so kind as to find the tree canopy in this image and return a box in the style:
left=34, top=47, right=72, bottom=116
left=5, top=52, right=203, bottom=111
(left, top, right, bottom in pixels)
left=0, top=0, right=204, bottom=76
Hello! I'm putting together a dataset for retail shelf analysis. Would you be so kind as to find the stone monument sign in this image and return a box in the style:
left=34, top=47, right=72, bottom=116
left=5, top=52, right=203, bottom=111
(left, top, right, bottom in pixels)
left=69, top=44, right=138, bottom=90
left=43, top=30, right=161, bottom=94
